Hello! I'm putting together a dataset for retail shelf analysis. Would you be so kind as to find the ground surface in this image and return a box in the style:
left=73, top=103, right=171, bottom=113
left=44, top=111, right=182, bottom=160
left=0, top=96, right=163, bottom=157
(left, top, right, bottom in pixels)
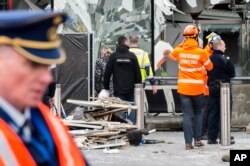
left=82, top=131, right=250, bottom=166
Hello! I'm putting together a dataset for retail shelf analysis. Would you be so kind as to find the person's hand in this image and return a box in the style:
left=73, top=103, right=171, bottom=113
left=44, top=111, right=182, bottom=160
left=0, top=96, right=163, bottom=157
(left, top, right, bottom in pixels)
left=163, top=49, right=171, bottom=56
left=152, top=85, right=157, bottom=95
left=98, top=89, right=110, bottom=99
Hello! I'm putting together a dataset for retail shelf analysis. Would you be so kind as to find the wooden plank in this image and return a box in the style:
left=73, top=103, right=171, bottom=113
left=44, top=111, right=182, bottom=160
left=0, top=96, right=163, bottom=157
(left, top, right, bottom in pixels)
left=108, top=113, right=112, bottom=121
left=74, top=136, right=88, bottom=148
left=107, top=123, right=137, bottom=129
left=89, top=137, right=108, bottom=144
left=85, top=131, right=120, bottom=137
left=92, top=107, right=128, bottom=117
left=69, top=130, right=99, bottom=136
left=89, top=141, right=127, bottom=149
left=67, top=99, right=137, bottom=109
left=107, top=134, right=126, bottom=140
left=64, top=122, right=103, bottom=129
left=63, top=119, right=121, bottom=125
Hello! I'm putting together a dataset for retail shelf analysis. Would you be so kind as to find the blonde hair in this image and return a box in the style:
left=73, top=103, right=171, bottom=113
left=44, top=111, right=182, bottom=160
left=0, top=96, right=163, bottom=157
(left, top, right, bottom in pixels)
left=101, top=47, right=112, bottom=57
left=129, top=35, right=139, bottom=44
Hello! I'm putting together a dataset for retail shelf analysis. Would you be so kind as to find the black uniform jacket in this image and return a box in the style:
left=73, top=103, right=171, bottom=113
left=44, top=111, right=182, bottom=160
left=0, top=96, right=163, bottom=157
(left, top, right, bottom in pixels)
left=103, top=45, right=141, bottom=95
left=207, top=50, right=235, bottom=96
left=208, top=50, right=235, bottom=84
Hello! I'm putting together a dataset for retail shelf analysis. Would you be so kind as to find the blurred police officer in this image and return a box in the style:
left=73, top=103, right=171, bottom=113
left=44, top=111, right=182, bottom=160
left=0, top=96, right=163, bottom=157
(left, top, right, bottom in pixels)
left=201, top=32, right=221, bottom=140
left=207, top=39, right=235, bottom=144
left=0, top=11, right=88, bottom=166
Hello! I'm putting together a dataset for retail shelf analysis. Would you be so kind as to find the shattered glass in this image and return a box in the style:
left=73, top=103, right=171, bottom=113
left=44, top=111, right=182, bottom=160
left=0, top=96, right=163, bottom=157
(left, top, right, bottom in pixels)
left=55, top=0, right=152, bottom=64
left=202, top=24, right=250, bottom=77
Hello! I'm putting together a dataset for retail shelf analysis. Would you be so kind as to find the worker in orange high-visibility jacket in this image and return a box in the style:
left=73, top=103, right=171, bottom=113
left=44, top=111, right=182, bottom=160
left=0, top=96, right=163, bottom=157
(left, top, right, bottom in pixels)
left=164, top=25, right=213, bottom=150
left=0, top=11, right=88, bottom=166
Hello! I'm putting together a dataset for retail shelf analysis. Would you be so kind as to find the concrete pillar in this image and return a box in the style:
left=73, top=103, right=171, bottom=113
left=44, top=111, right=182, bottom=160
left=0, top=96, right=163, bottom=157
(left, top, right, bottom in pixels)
left=220, top=83, right=231, bottom=146
left=135, top=84, right=144, bottom=130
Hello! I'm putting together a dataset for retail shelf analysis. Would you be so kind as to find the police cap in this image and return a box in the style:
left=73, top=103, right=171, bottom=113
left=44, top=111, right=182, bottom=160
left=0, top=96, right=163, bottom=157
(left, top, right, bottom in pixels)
left=0, top=10, right=67, bottom=65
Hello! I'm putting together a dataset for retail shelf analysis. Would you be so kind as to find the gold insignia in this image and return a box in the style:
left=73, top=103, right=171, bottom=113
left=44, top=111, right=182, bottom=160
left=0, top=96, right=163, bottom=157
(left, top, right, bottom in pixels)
left=47, top=27, right=58, bottom=41
left=53, top=16, right=63, bottom=26
left=0, top=36, right=61, bottom=49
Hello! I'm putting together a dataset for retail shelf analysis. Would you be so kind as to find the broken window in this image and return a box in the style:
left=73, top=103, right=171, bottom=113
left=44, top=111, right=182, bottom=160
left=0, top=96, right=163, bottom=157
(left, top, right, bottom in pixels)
left=202, top=24, right=250, bottom=77
left=55, top=0, right=152, bottom=66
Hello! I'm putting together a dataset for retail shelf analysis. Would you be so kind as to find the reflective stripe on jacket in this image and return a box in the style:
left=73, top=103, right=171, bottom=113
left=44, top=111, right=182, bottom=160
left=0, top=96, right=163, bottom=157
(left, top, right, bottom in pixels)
left=130, top=47, right=154, bottom=82
left=0, top=103, right=87, bottom=166
left=169, top=38, right=213, bottom=95
left=0, top=120, right=36, bottom=166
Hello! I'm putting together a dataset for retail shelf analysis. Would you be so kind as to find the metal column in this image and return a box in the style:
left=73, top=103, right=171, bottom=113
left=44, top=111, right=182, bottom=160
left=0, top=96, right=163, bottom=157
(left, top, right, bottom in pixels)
left=220, top=83, right=231, bottom=146
left=54, top=84, right=61, bottom=118
left=135, top=84, right=145, bottom=130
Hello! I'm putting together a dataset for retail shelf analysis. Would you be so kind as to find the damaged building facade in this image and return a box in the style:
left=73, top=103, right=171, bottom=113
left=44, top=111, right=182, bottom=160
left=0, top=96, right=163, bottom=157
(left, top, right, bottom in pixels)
left=3, top=0, right=250, bottom=127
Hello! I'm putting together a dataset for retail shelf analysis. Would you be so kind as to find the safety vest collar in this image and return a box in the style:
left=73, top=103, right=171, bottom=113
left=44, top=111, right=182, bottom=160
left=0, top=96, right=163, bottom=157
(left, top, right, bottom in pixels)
left=0, top=119, right=36, bottom=166
left=38, top=103, right=87, bottom=166
left=0, top=104, right=87, bottom=166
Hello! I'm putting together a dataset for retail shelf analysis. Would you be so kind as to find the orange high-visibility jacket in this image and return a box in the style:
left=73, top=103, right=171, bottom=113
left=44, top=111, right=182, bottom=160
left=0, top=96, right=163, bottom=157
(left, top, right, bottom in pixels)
left=204, top=44, right=213, bottom=55
left=203, top=71, right=209, bottom=96
left=169, top=38, right=213, bottom=95
left=0, top=103, right=87, bottom=166
left=203, top=44, right=214, bottom=96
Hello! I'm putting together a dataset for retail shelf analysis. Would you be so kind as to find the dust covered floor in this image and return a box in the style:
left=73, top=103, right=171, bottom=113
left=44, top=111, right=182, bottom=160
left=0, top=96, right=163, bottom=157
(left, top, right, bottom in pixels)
left=83, top=131, right=250, bottom=166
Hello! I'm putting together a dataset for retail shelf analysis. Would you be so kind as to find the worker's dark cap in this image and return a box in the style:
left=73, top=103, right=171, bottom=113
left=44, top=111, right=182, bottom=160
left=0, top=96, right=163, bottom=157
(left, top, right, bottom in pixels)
left=0, top=10, right=67, bottom=65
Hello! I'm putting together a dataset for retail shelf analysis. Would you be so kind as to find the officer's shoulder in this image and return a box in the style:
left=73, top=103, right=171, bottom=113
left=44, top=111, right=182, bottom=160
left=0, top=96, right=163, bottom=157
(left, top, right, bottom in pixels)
left=218, top=55, right=229, bottom=64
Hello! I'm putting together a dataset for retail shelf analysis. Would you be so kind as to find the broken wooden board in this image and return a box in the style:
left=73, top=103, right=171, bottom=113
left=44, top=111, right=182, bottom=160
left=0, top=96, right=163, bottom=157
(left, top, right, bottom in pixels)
left=74, top=136, right=88, bottom=148
left=85, top=131, right=120, bottom=137
left=91, top=107, right=128, bottom=117
left=64, top=120, right=121, bottom=125
left=64, top=121, right=103, bottom=129
left=69, top=130, right=100, bottom=136
left=67, top=99, right=137, bottom=109
left=88, top=141, right=127, bottom=149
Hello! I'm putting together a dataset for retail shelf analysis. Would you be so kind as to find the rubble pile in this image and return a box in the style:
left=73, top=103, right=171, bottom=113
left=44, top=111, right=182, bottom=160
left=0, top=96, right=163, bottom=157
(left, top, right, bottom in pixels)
left=63, top=97, right=138, bottom=149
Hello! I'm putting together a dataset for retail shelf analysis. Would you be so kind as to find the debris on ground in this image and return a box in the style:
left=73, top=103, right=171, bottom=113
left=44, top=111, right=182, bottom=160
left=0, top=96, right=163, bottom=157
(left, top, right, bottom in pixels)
left=64, top=97, right=154, bottom=149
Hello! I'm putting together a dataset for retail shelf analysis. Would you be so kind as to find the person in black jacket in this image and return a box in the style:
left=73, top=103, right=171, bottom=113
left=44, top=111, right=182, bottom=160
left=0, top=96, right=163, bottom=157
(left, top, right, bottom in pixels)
left=103, top=35, right=141, bottom=123
left=95, top=47, right=113, bottom=95
left=207, top=39, right=235, bottom=144
left=42, top=81, right=56, bottom=107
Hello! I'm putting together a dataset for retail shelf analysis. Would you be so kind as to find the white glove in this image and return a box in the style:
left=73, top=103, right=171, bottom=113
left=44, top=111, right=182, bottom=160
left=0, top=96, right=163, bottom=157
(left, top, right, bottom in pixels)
left=98, top=89, right=110, bottom=99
